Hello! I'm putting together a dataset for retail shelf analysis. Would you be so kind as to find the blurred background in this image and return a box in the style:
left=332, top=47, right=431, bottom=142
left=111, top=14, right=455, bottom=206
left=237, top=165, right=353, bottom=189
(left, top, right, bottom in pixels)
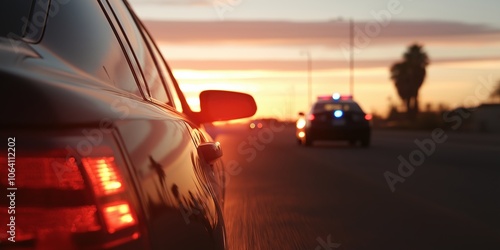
left=127, top=2, right=500, bottom=249
left=130, top=0, right=500, bottom=131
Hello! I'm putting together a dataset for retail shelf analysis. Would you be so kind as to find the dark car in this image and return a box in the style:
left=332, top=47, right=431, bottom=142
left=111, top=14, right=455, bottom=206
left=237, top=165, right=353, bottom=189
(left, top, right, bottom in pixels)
left=296, top=94, right=371, bottom=147
left=0, top=1, right=256, bottom=249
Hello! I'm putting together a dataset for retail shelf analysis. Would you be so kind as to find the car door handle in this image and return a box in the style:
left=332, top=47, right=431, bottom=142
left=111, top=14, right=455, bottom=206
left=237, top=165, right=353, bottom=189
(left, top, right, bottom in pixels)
left=197, top=142, right=223, bottom=164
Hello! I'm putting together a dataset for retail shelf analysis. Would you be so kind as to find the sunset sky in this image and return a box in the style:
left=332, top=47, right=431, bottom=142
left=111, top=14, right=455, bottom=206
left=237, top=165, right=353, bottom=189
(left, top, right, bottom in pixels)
left=129, top=0, right=500, bottom=120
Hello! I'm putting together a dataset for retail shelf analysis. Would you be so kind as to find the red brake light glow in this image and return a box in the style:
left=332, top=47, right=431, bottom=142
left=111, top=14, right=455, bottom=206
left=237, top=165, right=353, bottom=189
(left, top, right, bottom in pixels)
left=81, top=156, right=139, bottom=235
left=365, top=114, right=373, bottom=121
left=82, top=157, right=124, bottom=196
left=0, top=154, right=101, bottom=243
left=307, top=114, right=315, bottom=121
left=0, top=155, right=84, bottom=190
left=103, top=202, right=137, bottom=233
left=0, top=135, right=140, bottom=249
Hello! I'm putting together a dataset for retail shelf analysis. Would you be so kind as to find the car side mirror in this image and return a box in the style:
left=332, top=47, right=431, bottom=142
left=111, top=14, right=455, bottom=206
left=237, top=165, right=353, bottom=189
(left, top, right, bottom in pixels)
left=198, top=90, right=257, bottom=123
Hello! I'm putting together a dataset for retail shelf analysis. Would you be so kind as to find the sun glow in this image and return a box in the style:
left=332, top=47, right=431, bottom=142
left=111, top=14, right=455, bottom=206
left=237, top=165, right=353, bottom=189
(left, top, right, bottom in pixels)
left=175, top=70, right=271, bottom=80
left=170, top=59, right=500, bottom=120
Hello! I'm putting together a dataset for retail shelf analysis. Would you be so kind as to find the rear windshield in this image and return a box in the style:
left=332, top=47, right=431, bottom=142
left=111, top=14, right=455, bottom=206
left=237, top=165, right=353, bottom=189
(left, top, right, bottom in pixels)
left=313, top=102, right=363, bottom=113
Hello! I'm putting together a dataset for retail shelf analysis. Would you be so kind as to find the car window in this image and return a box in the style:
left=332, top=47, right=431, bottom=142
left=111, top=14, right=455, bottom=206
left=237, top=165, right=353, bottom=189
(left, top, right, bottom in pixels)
left=140, top=25, right=184, bottom=113
left=313, top=102, right=363, bottom=113
left=108, top=0, right=170, bottom=105
left=27, top=0, right=142, bottom=97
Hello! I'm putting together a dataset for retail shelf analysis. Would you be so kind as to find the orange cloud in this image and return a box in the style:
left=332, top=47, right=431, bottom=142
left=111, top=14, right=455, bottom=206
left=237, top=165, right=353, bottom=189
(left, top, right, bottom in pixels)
left=168, top=56, right=500, bottom=71
left=144, top=20, right=500, bottom=46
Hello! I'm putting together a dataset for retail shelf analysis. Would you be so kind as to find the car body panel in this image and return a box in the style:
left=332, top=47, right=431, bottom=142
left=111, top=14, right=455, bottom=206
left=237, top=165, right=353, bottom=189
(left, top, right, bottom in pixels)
left=115, top=119, right=222, bottom=249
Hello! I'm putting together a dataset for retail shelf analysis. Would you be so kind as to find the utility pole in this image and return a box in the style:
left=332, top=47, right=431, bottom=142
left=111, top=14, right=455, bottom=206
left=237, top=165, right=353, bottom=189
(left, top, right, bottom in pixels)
left=349, top=18, right=354, bottom=98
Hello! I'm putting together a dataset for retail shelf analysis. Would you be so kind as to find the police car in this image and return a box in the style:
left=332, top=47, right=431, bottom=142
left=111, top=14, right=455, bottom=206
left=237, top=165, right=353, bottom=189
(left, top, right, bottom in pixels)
left=296, top=93, right=372, bottom=147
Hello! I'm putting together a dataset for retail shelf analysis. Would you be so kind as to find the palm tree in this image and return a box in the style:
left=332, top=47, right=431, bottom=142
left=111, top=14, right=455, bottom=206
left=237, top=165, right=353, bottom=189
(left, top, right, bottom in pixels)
left=390, top=44, right=429, bottom=119
left=490, top=80, right=500, bottom=102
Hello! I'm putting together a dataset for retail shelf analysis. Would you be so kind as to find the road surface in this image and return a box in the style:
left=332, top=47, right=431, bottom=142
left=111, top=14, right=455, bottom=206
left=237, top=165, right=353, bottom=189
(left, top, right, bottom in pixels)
left=212, top=125, right=500, bottom=250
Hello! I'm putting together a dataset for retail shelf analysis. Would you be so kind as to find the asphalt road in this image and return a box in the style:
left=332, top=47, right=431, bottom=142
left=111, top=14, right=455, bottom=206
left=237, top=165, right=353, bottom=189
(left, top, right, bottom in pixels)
left=213, top=125, right=500, bottom=250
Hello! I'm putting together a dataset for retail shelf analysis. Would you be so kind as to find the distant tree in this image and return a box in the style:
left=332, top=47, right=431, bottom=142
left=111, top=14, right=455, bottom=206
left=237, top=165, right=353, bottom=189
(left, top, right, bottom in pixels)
left=490, top=80, right=500, bottom=102
left=390, top=44, right=429, bottom=119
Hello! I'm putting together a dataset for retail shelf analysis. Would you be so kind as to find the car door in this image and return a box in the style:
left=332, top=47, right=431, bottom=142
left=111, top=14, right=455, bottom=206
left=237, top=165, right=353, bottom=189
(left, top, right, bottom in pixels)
left=103, top=0, right=224, bottom=248
left=138, top=18, right=227, bottom=207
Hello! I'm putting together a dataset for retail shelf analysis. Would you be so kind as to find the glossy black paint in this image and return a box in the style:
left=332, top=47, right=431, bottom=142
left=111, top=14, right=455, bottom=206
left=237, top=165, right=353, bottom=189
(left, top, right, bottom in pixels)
left=115, top=119, right=222, bottom=249
left=0, top=0, right=255, bottom=249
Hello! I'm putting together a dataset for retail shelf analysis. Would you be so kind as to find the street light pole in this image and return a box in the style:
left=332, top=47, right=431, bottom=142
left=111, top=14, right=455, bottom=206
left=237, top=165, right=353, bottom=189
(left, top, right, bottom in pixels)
left=301, top=50, right=312, bottom=107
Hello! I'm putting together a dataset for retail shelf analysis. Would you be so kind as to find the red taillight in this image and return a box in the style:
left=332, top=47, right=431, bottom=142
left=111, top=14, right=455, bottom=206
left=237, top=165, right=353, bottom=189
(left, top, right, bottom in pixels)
left=0, top=154, right=101, bottom=243
left=365, top=114, right=373, bottom=121
left=0, top=137, right=140, bottom=248
left=0, top=155, right=84, bottom=190
left=82, top=156, right=138, bottom=234
left=103, top=202, right=137, bottom=233
left=82, top=157, right=124, bottom=196
left=307, top=114, right=315, bottom=121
